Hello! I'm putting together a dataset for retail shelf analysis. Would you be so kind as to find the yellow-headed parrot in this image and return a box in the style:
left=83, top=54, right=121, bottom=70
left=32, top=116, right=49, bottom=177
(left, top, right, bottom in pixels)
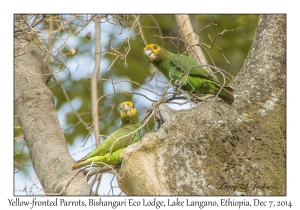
left=71, top=101, right=141, bottom=170
left=144, top=44, right=234, bottom=104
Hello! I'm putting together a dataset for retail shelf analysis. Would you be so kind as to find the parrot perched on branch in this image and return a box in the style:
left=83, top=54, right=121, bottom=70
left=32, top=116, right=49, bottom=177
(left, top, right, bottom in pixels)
left=71, top=101, right=141, bottom=170
left=143, top=44, right=234, bottom=104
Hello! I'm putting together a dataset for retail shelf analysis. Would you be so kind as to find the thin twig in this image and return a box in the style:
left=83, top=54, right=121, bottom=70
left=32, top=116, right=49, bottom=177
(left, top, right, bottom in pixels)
left=91, top=16, right=102, bottom=147
left=29, top=15, right=39, bottom=27
left=75, top=15, right=97, bottom=36
left=15, top=63, right=64, bottom=76
left=149, top=15, right=165, bottom=45
left=14, top=15, right=46, bottom=33
left=94, top=173, right=102, bottom=196
left=133, top=14, right=147, bottom=45
left=174, top=14, right=212, bottom=73
left=84, top=166, right=113, bottom=181
left=51, top=15, right=79, bottom=34
left=90, top=172, right=102, bottom=195
left=52, top=76, right=89, bottom=128
left=121, top=15, right=140, bottom=65
left=31, top=15, right=46, bottom=28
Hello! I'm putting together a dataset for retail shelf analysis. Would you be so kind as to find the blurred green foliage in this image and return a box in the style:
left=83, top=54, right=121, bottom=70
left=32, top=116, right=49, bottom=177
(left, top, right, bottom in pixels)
left=14, top=14, right=259, bottom=176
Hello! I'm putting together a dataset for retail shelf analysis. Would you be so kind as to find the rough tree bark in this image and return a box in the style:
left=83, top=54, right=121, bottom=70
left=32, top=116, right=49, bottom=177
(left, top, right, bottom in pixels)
left=118, top=15, right=286, bottom=195
left=14, top=15, right=91, bottom=195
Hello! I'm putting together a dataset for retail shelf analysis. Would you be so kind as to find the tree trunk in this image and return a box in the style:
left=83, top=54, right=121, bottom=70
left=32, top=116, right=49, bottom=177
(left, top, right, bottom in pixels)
left=118, top=14, right=286, bottom=195
left=14, top=15, right=91, bottom=195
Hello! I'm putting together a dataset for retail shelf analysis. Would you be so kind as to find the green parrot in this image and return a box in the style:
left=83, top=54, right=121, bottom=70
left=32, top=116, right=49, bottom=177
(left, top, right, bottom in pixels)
left=143, top=44, right=234, bottom=104
left=71, top=101, right=141, bottom=170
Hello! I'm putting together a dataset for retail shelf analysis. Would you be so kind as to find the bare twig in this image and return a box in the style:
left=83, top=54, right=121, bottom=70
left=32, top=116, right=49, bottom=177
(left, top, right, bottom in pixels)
left=52, top=76, right=89, bottom=128
left=15, top=63, right=64, bottom=76
left=94, top=173, right=103, bottom=196
left=84, top=166, right=113, bottom=180
left=31, top=15, right=46, bottom=28
left=91, top=16, right=102, bottom=147
left=121, top=15, right=140, bottom=65
left=52, top=15, right=79, bottom=34
left=149, top=15, right=165, bottom=45
left=75, top=15, right=98, bottom=35
left=174, top=15, right=214, bottom=75
left=14, top=15, right=46, bottom=33
left=90, top=172, right=103, bottom=195
left=133, top=14, right=147, bottom=45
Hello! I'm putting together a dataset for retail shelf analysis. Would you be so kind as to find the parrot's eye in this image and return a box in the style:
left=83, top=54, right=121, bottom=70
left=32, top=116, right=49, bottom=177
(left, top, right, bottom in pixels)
left=153, top=45, right=158, bottom=50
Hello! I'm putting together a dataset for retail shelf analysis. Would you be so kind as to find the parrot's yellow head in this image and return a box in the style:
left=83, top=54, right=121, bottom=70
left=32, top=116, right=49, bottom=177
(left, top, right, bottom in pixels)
left=120, top=101, right=139, bottom=125
left=144, top=44, right=161, bottom=61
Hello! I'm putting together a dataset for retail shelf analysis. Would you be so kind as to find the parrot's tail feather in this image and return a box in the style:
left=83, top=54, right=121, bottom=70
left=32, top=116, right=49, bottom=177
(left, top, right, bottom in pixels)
left=71, top=161, right=83, bottom=170
left=71, top=159, right=93, bottom=170
left=219, top=87, right=234, bottom=104
left=71, top=163, right=80, bottom=170
left=223, top=86, right=234, bottom=93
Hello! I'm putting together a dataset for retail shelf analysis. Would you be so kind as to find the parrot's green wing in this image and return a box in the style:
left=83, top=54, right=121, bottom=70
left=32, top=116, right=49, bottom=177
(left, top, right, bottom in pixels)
left=92, top=147, right=126, bottom=167
left=72, top=148, right=126, bottom=169
left=144, top=44, right=234, bottom=104
left=78, top=124, right=140, bottom=161
left=170, top=54, right=219, bottom=83
left=71, top=123, right=140, bottom=170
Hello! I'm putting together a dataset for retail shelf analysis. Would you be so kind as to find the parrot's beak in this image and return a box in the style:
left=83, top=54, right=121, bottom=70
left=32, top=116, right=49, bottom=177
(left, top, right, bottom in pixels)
left=144, top=48, right=151, bottom=57
left=122, top=103, right=132, bottom=117
left=144, top=48, right=156, bottom=61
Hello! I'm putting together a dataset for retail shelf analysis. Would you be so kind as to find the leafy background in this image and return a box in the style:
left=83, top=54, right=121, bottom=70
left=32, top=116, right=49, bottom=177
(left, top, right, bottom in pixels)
left=14, top=14, right=259, bottom=195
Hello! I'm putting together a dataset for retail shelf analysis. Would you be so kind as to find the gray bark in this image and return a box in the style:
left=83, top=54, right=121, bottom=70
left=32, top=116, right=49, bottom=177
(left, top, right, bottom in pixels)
left=118, top=14, right=286, bottom=195
left=14, top=16, right=91, bottom=195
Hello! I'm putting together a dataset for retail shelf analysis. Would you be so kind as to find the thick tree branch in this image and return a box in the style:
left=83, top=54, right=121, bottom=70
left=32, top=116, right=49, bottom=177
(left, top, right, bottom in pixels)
left=14, top=16, right=91, bottom=195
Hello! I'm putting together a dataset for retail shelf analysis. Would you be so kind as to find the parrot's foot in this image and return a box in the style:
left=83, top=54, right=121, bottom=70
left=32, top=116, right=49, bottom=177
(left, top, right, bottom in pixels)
left=174, top=79, right=184, bottom=89
left=174, top=80, right=184, bottom=96
left=190, top=93, right=215, bottom=102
